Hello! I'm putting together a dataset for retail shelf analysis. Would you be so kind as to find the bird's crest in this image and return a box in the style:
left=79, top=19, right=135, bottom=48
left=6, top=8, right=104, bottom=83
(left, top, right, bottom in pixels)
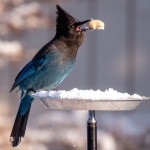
left=56, top=5, right=79, bottom=31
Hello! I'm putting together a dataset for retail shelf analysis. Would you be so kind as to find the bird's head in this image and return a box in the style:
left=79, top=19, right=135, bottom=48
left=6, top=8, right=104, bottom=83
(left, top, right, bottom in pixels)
left=56, top=5, right=90, bottom=37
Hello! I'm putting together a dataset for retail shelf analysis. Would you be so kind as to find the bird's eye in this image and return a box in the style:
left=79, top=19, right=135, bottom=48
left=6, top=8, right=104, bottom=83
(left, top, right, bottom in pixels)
left=69, top=24, right=74, bottom=29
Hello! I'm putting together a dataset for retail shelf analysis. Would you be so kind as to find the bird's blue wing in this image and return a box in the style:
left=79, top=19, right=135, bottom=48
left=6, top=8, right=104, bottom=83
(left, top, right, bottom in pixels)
left=10, top=58, right=48, bottom=92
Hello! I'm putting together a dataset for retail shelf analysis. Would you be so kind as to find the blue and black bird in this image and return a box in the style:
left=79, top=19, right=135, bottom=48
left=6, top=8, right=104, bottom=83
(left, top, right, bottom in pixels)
left=10, top=5, right=90, bottom=147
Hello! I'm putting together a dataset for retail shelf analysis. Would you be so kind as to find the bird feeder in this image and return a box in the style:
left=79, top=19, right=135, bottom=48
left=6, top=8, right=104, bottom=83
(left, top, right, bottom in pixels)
left=32, top=88, right=149, bottom=150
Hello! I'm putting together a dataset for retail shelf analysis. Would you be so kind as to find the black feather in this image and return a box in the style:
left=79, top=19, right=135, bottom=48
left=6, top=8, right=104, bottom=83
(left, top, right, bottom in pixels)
left=10, top=106, right=31, bottom=147
left=56, top=5, right=79, bottom=32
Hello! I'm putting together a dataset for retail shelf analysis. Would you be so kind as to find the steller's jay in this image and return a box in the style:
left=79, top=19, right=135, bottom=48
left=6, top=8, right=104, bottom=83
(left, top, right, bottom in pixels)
left=10, top=5, right=90, bottom=147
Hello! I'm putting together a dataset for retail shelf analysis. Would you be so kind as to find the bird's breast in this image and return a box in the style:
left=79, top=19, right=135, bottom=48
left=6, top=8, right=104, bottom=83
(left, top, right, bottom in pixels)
left=39, top=56, right=75, bottom=90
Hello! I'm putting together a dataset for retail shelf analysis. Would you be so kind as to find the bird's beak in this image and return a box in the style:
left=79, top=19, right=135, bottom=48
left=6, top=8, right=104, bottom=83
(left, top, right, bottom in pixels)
left=76, top=20, right=90, bottom=26
left=74, top=20, right=90, bottom=32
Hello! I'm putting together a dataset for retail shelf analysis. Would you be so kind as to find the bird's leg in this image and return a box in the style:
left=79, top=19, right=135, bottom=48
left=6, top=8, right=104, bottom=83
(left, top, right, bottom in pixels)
left=29, top=88, right=36, bottom=93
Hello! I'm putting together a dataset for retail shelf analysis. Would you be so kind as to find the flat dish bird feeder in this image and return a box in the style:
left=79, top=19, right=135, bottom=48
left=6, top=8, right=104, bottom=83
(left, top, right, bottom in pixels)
left=32, top=88, right=150, bottom=150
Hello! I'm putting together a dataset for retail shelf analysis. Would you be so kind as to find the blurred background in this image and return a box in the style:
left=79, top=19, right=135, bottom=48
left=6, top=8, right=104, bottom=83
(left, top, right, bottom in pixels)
left=0, top=0, right=150, bottom=149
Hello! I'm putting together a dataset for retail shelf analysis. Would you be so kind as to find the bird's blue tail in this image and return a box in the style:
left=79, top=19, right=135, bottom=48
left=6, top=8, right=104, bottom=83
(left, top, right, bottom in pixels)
left=10, top=92, right=34, bottom=147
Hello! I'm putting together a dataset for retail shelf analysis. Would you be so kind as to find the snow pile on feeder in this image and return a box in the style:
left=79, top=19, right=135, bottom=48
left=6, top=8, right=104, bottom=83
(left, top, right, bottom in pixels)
left=32, top=88, right=148, bottom=100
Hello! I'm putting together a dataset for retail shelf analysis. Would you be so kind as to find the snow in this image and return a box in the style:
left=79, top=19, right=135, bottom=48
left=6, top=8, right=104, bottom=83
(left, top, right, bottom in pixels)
left=32, top=88, right=149, bottom=100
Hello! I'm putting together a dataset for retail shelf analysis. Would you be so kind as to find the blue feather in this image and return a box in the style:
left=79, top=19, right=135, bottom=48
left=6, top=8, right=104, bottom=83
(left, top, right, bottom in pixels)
left=18, top=91, right=34, bottom=115
left=10, top=55, right=49, bottom=92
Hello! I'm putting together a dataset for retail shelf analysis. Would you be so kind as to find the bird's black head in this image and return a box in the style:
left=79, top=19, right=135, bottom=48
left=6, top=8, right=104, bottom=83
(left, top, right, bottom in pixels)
left=56, top=5, right=89, bottom=37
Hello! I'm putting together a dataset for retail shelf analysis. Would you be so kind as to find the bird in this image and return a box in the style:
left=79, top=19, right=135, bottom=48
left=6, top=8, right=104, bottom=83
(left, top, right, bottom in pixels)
left=10, top=5, right=90, bottom=147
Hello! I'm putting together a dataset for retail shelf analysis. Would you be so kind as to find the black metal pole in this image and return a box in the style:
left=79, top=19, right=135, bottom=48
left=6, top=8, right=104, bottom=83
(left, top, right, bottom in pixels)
left=87, top=110, right=97, bottom=150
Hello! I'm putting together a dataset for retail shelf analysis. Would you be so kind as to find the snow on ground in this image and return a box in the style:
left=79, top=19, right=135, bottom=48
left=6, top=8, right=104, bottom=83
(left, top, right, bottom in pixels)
left=32, top=88, right=149, bottom=100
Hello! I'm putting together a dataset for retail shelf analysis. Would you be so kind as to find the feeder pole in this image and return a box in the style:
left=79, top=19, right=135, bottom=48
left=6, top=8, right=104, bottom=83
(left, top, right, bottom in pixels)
left=87, top=110, right=97, bottom=150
